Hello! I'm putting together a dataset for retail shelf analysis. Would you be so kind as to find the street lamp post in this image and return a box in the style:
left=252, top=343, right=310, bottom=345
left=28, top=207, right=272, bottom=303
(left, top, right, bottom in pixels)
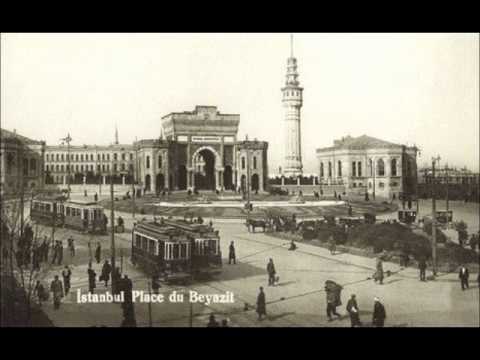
left=110, top=162, right=116, bottom=290
left=445, top=163, right=449, bottom=212
left=431, top=155, right=441, bottom=277
left=60, top=134, right=72, bottom=200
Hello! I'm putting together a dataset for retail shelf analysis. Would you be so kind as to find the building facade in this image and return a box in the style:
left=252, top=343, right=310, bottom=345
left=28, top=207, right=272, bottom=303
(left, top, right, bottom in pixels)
left=282, top=38, right=304, bottom=177
left=44, top=143, right=135, bottom=186
left=135, top=106, right=268, bottom=193
left=0, top=128, right=46, bottom=196
left=316, top=135, right=418, bottom=199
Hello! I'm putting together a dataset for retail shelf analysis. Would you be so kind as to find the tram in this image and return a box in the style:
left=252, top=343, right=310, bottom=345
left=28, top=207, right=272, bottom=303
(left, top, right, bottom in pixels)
left=30, top=196, right=107, bottom=234
left=398, top=210, right=417, bottom=224
left=131, top=217, right=222, bottom=283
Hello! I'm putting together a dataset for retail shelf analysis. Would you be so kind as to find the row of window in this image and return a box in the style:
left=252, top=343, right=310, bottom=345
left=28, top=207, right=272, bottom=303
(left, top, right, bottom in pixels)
left=3, top=154, right=38, bottom=176
left=284, top=90, right=301, bottom=97
left=320, top=159, right=399, bottom=178
left=145, top=155, right=163, bottom=169
left=241, top=156, right=257, bottom=170
left=46, top=163, right=134, bottom=173
left=46, top=153, right=134, bottom=162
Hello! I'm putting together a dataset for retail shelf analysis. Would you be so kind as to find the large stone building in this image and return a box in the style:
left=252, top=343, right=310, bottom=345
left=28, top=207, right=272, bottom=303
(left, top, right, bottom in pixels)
left=0, top=128, right=46, bottom=196
left=282, top=36, right=304, bottom=177
left=136, top=106, right=268, bottom=193
left=316, top=135, right=418, bottom=199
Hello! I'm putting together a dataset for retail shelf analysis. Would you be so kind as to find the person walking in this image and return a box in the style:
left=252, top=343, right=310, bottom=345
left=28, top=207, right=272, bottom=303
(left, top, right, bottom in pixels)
left=50, top=275, right=64, bottom=310
left=458, top=265, right=470, bottom=291
left=34, top=280, right=47, bottom=307
left=67, top=237, right=75, bottom=258
left=95, top=242, right=101, bottom=264
left=94, top=193, right=98, bottom=202
left=325, top=280, right=341, bottom=321
left=87, top=264, right=96, bottom=294
left=152, top=273, right=161, bottom=295
left=256, top=287, right=266, bottom=320
left=57, top=240, right=64, bottom=266
left=419, top=257, right=427, bottom=281
left=346, top=294, right=362, bottom=327
left=267, top=258, right=276, bottom=286
left=228, top=241, right=236, bottom=265
left=372, top=297, right=386, bottom=327
left=41, top=236, right=49, bottom=262
left=100, top=260, right=112, bottom=287
left=329, top=235, right=336, bottom=255
left=50, top=241, right=58, bottom=265
left=374, top=257, right=384, bottom=285
left=62, top=265, right=72, bottom=295
left=207, top=314, right=219, bottom=327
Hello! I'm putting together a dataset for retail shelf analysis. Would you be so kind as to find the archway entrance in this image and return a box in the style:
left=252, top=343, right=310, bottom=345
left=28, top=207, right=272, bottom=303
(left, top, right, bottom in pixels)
left=251, top=173, right=259, bottom=192
left=177, top=165, right=187, bottom=190
left=156, top=173, right=165, bottom=193
left=145, top=174, right=151, bottom=192
left=223, top=165, right=233, bottom=190
left=240, top=174, right=246, bottom=193
left=194, top=148, right=216, bottom=190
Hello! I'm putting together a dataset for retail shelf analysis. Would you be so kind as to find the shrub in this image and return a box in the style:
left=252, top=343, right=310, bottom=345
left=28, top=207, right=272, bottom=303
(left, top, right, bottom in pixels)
left=422, top=221, right=448, bottom=243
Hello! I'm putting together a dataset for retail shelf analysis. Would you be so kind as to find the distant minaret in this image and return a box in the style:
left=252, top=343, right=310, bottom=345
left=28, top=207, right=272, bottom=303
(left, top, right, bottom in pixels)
left=282, top=34, right=303, bottom=176
left=115, top=125, right=119, bottom=145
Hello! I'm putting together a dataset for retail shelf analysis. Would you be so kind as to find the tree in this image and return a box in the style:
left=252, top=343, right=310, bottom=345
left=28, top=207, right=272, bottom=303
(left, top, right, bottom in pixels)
left=454, top=221, right=468, bottom=246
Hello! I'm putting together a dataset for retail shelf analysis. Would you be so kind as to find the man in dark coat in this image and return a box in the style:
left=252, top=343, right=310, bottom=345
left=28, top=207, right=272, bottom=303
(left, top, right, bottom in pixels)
left=458, top=265, right=469, bottom=290
left=372, top=297, right=386, bottom=327
left=419, top=257, right=427, bottom=281
left=122, top=274, right=133, bottom=305
left=207, top=314, right=219, bottom=327
left=62, top=265, right=72, bottom=295
left=100, top=260, right=112, bottom=287
left=51, top=241, right=58, bottom=265
left=87, top=264, right=96, bottom=294
left=50, top=275, right=64, bottom=310
left=57, top=240, right=63, bottom=265
left=67, top=237, right=75, bottom=258
left=256, top=287, right=266, bottom=320
left=267, top=258, right=276, bottom=286
left=346, top=294, right=362, bottom=327
left=325, top=280, right=341, bottom=321
left=95, top=242, right=102, bottom=264
left=228, top=241, right=236, bottom=265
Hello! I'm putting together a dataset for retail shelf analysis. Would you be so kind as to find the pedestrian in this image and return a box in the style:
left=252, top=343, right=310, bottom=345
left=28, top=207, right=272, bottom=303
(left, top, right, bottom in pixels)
left=32, top=244, right=41, bottom=271
left=418, top=257, right=427, bottom=281
left=267, top=258, right=276, bottom=286
left=374, top=257, right=384, bottom=285
left=458, top=265, right=470, bottom=291
left=62, top=265, right=72, bottom=295
left=346, top=294, right=362, bottom=327
left=51, top=241, right=58, bottom=265
left=256, top=287, right=266, bottom=320
left=84, top=189, right=88, bottom=197
left=207, top=314, right=219, bottom=327
left=329, top=235, right=336, bottom=255
left=325, top=280, right=341, bottom=321
left=87, top=263, right=96, bottom=294
left=94, top=193, right=98, bottom=202
left=57, top=240, right=63, bottom=265
left=67, top=237, right=75, bottom=257
left=100, top=260, right=112, bottom=287
left=112, top=267, right=122, bottom=296
left=348, top=205, right=353, bottom=217
left=95, top=242, right=101, bottom=264
left=372, top=297, right=386, bottom=327
left=50, top=275, right=64, bottom=310
left=228, top=241, right=236, bottom=265
left=34, top=280, right=47, bottom=306
left=41, top=236, right=49, bottom=262
left=122, top=274, right=133, bottom=305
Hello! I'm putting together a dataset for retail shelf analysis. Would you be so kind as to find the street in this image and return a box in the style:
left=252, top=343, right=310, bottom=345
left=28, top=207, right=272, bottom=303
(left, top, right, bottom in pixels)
left=33, top=212, right=479, bottom=327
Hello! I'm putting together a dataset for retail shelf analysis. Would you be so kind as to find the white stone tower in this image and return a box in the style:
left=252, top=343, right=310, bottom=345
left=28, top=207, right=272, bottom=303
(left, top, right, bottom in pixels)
left=282, top=34, right=303, bottom=176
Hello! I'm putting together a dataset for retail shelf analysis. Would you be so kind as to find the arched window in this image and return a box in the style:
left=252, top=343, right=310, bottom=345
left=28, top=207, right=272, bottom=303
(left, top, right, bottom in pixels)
left=158, top=155, right=162, bottom=168
left=328, top=162, right=332, bottom=177
left=352, top=162, right=356, bottom=177
left=391, top=158, right=397, bottom=176
left=377, top=159, right=385, bottom=176
left=320, top=163, right=324, bottom=178
left=146, top=156, right=150, bottom=169
left=369, top=159, right=373, bottom=176
left=338, top=161, right=342, bottom=177
left=241, top=157, right=245, bottom=170
left=253, top=156, right=257, bottom=170
left=357, top=161, right=362, bottom=177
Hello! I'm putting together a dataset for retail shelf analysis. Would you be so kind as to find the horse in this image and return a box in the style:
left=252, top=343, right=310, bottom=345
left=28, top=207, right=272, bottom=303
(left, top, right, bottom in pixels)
left=245, top=219, right=266, bottom=233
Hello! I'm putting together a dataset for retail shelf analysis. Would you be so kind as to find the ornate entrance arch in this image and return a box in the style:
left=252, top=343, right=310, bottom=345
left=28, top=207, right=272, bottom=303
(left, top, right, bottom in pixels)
left=192, top=146, right=222, bottom=190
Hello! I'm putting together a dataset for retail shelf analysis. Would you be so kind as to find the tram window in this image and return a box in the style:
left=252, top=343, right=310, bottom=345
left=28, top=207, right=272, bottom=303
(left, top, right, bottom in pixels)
left=46, top=204, right=51, bottom=212
left=141, top=237, right=148, bottom=251
left=180, top=243, right=187, bottom=258
left=135, top=235, right=141, bottom=248
left=148, top=240, right=156, bottom=254
left=173, top=244, right=180, bottom=259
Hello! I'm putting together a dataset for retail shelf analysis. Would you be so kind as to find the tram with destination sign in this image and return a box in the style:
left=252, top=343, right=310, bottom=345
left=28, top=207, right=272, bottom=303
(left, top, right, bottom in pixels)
left=131, top=218, right=222, bottom=283
left=30, top=196, right=107, bottom=234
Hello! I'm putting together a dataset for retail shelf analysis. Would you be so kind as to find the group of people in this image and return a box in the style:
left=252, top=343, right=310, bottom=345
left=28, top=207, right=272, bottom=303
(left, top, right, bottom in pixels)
left=207, top=314, right=230, bottom=327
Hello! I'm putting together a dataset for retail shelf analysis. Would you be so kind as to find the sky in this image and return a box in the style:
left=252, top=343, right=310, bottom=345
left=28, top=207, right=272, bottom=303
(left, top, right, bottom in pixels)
left=1, top=33, right=479, bottom=173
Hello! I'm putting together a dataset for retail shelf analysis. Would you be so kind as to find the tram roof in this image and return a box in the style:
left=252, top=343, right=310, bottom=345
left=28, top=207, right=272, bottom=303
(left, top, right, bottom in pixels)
left=134, top=221, right=189, bottom=242
left=34, top=194, right=67, bottom=202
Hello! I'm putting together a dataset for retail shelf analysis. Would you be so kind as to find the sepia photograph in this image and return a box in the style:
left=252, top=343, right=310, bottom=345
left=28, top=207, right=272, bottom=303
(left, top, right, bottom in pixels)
left=1, top=33, right=478, bottom=328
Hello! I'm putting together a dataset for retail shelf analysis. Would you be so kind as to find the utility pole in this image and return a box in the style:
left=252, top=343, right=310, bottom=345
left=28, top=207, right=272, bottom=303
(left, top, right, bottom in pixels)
left=147, top=281, right=153, bottom=327
left=110, top=163, right=116, bottom=290
left=431, top=155, right=441, bottom=277
left=445, top=163, right=449, bottom=211
left=246, top=139, right=251, bottom=220
left=60, top=134, right=72, bottom=200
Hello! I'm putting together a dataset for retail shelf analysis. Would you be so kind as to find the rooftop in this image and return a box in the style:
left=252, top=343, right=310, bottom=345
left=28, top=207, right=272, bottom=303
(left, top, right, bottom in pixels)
left=316, top=135, right=415, bottom=152
left=1, top=128, right=45, bottom=145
